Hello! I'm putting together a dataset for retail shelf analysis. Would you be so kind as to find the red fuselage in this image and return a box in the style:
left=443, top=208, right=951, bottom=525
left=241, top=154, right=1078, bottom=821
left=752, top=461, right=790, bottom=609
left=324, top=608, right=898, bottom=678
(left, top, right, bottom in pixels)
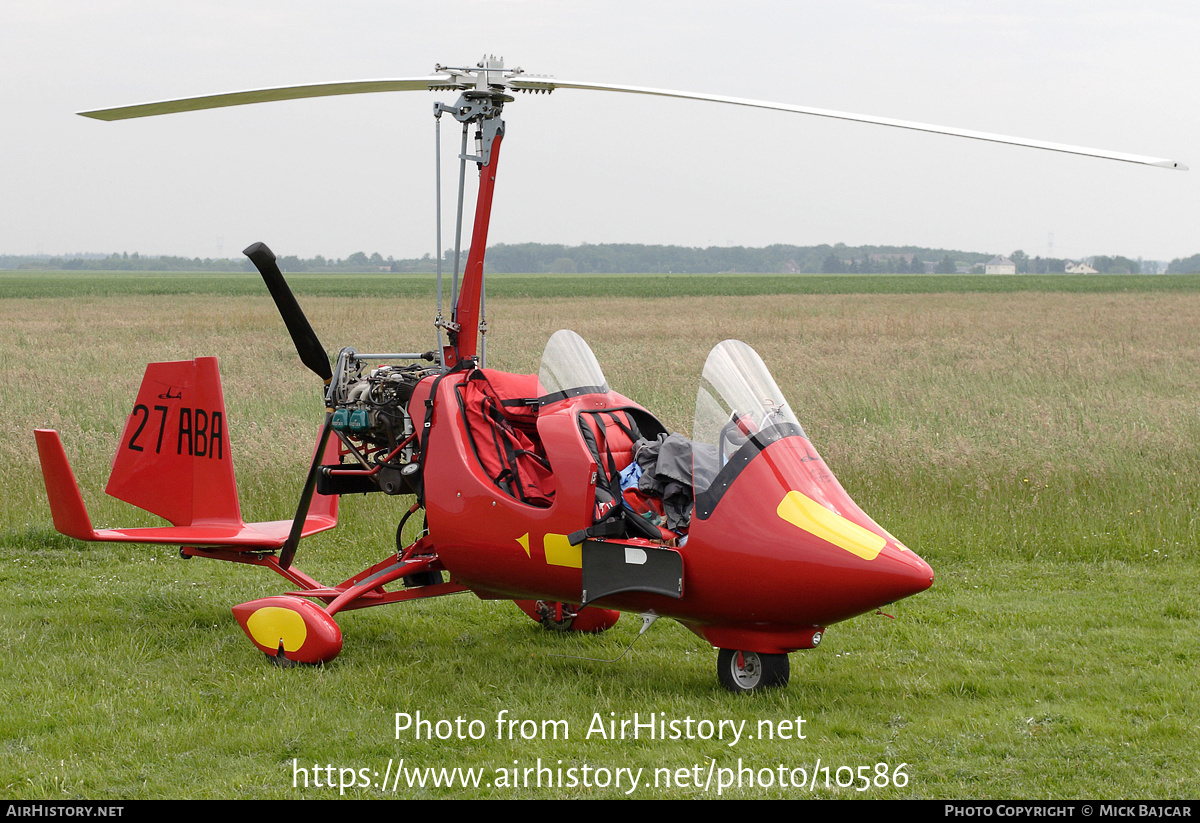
left=414, top=370, right=932, bottom=655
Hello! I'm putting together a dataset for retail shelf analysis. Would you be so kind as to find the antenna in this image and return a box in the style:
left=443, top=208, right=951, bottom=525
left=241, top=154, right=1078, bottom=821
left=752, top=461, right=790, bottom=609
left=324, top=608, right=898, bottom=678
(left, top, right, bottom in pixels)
left=546, top=614, right=660, bottom=663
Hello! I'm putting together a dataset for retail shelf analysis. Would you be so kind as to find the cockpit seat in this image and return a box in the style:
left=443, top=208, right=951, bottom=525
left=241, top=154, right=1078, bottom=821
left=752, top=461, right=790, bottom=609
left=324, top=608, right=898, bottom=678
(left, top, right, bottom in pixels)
left=578, top=409, right=676, bottom=542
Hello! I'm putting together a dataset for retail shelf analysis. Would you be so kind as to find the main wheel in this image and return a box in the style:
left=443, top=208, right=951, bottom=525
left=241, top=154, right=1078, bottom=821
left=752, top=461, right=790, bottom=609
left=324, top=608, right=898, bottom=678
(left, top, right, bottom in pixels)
left=536, top=600, right=576, bottom=631
left=717, top=648, right=790, bottom=693
left=512, top=600, right=620, bottom=632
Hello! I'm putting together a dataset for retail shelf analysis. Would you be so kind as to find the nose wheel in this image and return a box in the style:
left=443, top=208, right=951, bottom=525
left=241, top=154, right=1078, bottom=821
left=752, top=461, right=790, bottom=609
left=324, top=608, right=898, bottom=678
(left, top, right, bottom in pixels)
left=717, top=648, right=789, bottom=693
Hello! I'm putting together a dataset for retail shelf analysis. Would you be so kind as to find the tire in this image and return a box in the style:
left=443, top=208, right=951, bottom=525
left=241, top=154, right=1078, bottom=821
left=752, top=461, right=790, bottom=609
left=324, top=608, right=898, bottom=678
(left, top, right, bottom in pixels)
left=267, top=646, right=299, bottom=668
left=717, top=648, right=790, bottom=693
left=512, top=600, right=620, bottom=633
left=540, top=608, right=575, bottom=632
left=535, top=600, right=576, bottom=631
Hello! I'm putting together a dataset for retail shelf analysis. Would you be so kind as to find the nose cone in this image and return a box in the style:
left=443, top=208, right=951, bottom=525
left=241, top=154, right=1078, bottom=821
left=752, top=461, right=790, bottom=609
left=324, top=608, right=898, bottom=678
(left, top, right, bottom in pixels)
left=773, top=486, right=934, bottom=618
left=874, top=539, right=935, bottom=603
left=687, top=437, right=934, bottom=627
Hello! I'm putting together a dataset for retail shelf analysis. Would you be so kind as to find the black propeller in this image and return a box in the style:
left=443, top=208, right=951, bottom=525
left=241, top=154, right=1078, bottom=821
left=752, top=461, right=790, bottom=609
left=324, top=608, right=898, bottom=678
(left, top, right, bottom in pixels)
left=244, top=242, right=333, bottom=383
left=244, top=241, right=334, bottom=570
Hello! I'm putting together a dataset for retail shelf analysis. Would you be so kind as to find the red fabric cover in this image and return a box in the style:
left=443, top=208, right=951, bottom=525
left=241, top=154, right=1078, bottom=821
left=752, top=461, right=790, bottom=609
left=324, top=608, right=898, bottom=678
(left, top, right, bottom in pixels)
left=458, top=370, right=553, bottom=507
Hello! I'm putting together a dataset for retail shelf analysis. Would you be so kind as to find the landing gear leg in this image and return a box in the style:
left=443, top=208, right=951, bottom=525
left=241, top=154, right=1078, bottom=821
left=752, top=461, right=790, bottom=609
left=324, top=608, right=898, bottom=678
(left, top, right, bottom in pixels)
left=717, top=648, right=789, bottom=693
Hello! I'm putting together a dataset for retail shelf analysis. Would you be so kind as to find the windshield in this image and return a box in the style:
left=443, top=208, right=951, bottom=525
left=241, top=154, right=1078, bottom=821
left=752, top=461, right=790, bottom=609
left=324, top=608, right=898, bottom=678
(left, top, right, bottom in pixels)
left=538, top=329, right=610, bottom=400
left=692, top=339, right=805, bottom=493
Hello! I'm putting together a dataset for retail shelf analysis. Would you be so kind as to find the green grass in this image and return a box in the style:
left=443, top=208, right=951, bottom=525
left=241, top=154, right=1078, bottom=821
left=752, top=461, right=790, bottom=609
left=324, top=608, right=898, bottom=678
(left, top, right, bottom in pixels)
left=1, top=274, right=1198, bottom=798
left=0, top=544, right=1193, bottom=798
left=5, top=270, right=1200, bottom=300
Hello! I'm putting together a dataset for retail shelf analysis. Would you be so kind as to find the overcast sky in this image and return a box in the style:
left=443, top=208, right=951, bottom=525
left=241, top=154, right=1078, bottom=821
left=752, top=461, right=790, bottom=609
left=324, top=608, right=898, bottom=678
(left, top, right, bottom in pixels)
left=2, top=1, right=1197, bottom=263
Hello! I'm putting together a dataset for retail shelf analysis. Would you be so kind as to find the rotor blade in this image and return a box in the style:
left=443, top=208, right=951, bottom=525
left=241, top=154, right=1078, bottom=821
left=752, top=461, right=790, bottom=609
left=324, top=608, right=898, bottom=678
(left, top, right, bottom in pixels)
left=509, top=77, right=1187, bottom=171
left=79, top=77, right=458, bottom=121
left=76, top=65, right=1184, bottom=170
left=244, top=242, right=332, bottom=383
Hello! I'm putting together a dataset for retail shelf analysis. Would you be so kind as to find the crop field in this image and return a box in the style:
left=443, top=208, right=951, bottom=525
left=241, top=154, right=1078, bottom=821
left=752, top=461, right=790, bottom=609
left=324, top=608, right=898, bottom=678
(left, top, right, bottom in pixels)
left=1, top=272, right=1198, bottom=798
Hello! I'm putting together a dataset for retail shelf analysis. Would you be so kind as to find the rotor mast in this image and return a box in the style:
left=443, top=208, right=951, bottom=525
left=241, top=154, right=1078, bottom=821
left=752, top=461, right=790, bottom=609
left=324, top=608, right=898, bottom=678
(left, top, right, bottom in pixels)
left=433, top=56, right=512, bottom=368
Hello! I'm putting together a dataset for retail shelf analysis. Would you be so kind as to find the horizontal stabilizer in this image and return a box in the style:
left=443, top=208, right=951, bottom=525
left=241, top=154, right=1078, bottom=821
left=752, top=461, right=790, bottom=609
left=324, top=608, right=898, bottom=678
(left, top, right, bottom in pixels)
left=34, top=428, right=338, bottom=550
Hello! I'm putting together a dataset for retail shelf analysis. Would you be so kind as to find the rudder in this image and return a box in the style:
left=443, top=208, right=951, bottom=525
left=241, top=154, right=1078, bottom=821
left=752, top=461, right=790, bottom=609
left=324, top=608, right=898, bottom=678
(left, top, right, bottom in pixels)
left=105, top=357, right=242, bottom=527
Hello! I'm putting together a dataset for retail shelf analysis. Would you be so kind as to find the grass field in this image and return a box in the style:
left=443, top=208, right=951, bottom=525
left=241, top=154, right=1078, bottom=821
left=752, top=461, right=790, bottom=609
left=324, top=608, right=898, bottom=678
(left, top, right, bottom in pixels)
left=1, top=272, right=1198, bottom=798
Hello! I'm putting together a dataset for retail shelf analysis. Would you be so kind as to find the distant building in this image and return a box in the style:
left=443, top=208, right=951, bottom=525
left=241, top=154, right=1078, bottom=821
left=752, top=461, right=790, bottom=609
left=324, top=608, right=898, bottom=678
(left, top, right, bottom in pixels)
left=1065, top=261, right=1098, bottom=274
left=985, top=256, right=1016, bottom=275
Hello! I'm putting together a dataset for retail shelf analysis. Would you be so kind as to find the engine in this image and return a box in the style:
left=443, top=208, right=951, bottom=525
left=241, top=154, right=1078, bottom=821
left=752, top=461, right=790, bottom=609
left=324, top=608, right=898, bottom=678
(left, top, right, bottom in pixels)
left=331, top=363, right=431, bottom=446
left=323, top=348, right=440, bottom=495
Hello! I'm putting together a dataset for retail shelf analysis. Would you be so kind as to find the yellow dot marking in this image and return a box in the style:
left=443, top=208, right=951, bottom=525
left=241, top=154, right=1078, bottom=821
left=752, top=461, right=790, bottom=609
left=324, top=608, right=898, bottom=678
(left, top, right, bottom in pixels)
left=776, top=490, right=887, bottom=561
left=516, top=533, right=530, bottom=558
left=245, top=606, right=308, bottom=652
left=544, top=533, right=582, bottom=568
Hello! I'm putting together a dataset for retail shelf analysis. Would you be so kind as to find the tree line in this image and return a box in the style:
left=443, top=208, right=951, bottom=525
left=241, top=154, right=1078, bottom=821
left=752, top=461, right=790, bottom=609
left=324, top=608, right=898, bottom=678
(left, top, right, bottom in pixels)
left=0, top=244, right=1187, bottom=274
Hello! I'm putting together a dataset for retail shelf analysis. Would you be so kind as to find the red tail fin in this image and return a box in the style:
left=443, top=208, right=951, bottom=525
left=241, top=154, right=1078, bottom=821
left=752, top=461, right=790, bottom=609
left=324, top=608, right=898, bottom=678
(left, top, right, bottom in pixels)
left=105, top=357, right=241, bottom=527
left=35, top=357, right=338, bottom=551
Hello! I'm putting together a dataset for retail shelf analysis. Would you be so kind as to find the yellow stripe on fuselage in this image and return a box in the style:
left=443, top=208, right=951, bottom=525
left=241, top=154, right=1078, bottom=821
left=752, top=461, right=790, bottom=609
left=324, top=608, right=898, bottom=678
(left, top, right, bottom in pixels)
left=776, top=491, right=886, bottom=561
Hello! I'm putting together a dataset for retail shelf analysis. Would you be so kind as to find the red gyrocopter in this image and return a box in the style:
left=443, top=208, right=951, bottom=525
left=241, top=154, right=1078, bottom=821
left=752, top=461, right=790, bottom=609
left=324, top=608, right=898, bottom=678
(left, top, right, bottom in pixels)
left=36, top=57, right=1183, bottom=692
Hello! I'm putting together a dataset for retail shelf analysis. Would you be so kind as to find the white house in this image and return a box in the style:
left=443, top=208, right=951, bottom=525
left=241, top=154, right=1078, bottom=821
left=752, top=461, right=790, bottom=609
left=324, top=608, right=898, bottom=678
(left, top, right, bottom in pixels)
left=1065, top=261, right=1098, bottom=274
left=985, top=256, right=1016, bottom=275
